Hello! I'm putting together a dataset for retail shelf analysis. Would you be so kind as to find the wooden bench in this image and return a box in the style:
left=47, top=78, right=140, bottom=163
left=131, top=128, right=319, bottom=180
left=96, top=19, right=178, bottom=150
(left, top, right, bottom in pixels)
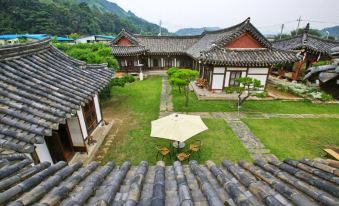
left=324, top=148, right=339, bottom=160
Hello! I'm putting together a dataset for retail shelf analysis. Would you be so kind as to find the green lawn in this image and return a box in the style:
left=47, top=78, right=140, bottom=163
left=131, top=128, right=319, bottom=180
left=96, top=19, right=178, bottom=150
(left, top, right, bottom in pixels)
left=173, top=89, right=339, bottom=114
left=99, top=77, right=251, bottom=165
left=242, top=118, right=339, bottom=160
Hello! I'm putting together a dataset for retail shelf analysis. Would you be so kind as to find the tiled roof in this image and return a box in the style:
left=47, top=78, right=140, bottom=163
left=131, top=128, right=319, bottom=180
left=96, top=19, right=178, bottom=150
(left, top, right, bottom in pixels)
left=0, top=156, right=338, bottom=205
left=136, top=36, right=200, bottom=55
left=273, top=24, right=339, bottom=56
left=111, top=18, right=298, bottom=65
left=0, top=38, right=113, bottom=154
left=186, top=18, right=272, bottom=59
left=111, top=29, right=140, bottom=46
left=273, top=35, right=339, bottom=55
left=111, top=46, right=149, bottom=56
left=201, top=48, right=299, bottom=67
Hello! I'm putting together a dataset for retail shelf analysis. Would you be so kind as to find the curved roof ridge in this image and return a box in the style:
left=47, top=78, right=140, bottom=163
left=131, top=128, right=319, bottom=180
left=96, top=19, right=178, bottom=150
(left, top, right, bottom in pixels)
left=0, top=38, right=51, bottom=60
left=136, top=35, right=201, bottom=39
left=201, top=17, right=251, bottom=35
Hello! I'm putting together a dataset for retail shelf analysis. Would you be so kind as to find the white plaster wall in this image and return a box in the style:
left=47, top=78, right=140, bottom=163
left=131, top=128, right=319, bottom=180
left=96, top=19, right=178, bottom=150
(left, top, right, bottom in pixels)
left=75, top=36, right=95, bottom=43
left=35, top=141, right=53, bottom=164
left=247, top=74, right=267, bottom=87
left=212, top=74, right=224, bottom=90
left=214, top=67, right=225, bottom=73
left=248, top=68, right=269, bottom=74
left=94, top=94, right=102, bottom=123
left=67, top=116, right=85, bottom=147
left=224, top=71, right=230, bottom=86
left=77, top=108, right=88, bottom=139
left=241, top=71, right=247, bottom=78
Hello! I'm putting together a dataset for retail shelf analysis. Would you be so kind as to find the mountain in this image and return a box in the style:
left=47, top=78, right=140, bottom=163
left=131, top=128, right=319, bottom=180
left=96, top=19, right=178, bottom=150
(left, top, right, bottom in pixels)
left=0, top=0, right=168, bottom=36
left=321, top=26, right=339, bottom=38
left=175, top=27, right=220, bottom=36
left=77, top=0, right=128, bottom=16
left=76, top=0, right=169, bottom=35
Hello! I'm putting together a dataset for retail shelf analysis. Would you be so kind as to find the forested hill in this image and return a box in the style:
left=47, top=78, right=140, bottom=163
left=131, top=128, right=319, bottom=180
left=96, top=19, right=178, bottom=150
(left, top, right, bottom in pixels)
left=175, top=27, right=220, bottom=36
left=0, top=0, right=169, bottom=36
left=321, top=26, right=339, bottom=38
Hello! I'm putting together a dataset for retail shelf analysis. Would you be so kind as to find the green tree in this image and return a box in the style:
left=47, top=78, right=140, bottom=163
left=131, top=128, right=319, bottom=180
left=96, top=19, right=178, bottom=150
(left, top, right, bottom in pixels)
left=291, top=28, right=322, bottom=37
left=68, top=33, right=81, bottom=39
left=169, top=68, right=198, bottom=106
left=54, top=42, right=119, bottom=70
left=274, top=33, right=291, bottom=40
left=233, top=77, right=262, bottom=107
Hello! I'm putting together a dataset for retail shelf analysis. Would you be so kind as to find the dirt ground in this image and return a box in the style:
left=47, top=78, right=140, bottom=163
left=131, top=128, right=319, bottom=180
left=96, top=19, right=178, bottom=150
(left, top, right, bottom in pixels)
left=266, top=83, right=300, bottom=100
left=94, top=97, right=137, bottom=163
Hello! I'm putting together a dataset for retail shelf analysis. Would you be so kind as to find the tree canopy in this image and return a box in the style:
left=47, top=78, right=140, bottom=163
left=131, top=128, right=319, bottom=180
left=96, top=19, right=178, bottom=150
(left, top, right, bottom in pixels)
left=54, top=42, right=118, bottom=70
left=0, top=0, right=166, bottom=35
left=168, top=67, right=198, bottom=107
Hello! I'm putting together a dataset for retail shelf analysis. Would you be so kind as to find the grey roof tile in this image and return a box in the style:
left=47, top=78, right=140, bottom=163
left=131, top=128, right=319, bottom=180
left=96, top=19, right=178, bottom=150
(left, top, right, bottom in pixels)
left=0, top=157, right=338, bottom=205
left=273, top=27, right=339, bottom=55
left=0, top=38, right=113, bottom=154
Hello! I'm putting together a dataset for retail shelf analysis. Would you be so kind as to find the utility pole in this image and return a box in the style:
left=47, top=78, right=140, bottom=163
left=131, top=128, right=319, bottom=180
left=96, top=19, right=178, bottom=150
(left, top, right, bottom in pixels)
left=158, top=20, right=162, bottom=36
left=296, top=16, right=302, bottom=35
left=279, top=24, right=284, bottom=40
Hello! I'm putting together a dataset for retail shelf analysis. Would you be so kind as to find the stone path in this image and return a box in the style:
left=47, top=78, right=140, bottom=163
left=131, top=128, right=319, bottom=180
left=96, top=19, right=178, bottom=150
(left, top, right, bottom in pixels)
left=159, top=76, right=174, bottom=118
left=184, top=112, right=339, bottom=119
left=224, top=119, right=277, bottom=161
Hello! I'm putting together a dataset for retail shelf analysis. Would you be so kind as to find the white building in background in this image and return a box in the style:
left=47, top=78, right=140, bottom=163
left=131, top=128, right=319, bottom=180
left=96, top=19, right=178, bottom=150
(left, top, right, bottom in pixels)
left=76, top=35, right=116, bottom=44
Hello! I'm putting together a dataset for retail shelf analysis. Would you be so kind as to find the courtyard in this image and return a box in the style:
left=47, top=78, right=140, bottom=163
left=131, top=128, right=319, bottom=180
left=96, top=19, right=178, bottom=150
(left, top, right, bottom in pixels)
left=96, top=76, right=339, bottom=165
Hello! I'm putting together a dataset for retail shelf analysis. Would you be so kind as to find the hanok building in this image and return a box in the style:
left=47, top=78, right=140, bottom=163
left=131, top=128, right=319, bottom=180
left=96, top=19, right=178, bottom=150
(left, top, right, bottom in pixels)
left=273, top=23, right=339, bottom=80
left=0, top=38, right=113, bottom=164
left=0, top=155, right=339, bottom=205
left=111, top=18, right=298, bottom=91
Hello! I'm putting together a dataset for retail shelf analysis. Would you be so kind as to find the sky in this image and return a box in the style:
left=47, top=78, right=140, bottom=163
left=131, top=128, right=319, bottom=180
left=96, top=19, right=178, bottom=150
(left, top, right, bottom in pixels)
left=111, top=0, right=339, bottom=34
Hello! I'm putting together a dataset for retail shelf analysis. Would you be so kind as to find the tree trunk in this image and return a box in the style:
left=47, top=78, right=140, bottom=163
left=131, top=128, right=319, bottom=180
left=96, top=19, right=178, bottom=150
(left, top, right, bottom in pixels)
left=236, top=85, right=251, bottom=107
left=178, top=85, right=181, bottom=94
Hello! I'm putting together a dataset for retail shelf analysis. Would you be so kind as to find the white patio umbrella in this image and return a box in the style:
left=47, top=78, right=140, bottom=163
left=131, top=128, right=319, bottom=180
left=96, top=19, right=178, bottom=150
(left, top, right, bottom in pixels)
left=151, top=113, right=208, bottom=142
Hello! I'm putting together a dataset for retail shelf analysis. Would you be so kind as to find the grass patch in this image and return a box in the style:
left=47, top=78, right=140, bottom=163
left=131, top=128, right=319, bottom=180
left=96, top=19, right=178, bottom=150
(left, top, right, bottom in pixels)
left=242, top=118, right=339, bottom=160
left=172, top=89, right=339, bottom=114
left=100, top=77, right=251, bottom=165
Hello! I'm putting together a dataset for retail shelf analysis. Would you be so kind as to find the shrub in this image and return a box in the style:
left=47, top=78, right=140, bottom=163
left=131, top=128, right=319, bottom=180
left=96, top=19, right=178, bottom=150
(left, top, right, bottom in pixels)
left=224, top=87, right=245, bottom=93
left=320, top=92, right=333, bottom=101
left=111, top=78, right=126, bottom=87
left=123, top=74, right=135, bottom=83
left=167, top=67, right=179, bottom=77
left=252, top=91, right=268, bottom=98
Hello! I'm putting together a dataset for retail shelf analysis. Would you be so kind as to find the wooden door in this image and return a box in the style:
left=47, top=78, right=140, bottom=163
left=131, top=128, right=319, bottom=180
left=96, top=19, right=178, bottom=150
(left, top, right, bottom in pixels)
left=229, top=71, right=242, bottom=86
left=45, top=124, right=74, bottom=163
left=83, top=98, right=98, bottom=134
